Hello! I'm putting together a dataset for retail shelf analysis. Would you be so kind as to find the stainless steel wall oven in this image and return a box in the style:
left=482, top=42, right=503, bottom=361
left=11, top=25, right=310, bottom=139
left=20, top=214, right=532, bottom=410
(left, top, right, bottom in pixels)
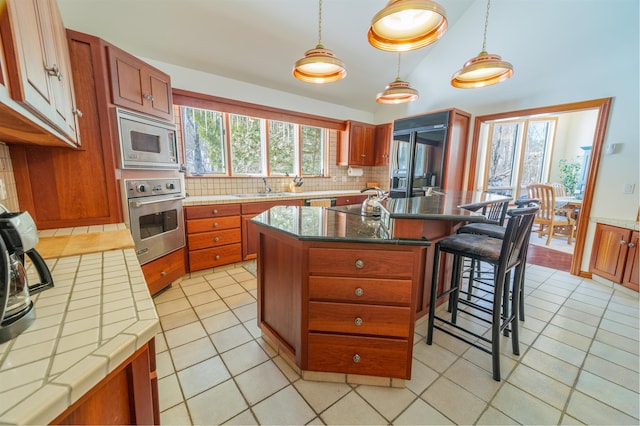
left=122, top=178, right=185, bottom=265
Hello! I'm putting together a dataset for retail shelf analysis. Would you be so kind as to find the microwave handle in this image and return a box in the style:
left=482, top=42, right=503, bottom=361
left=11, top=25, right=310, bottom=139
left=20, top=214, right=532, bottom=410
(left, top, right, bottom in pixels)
left=130, top=196, right=185, bottom=208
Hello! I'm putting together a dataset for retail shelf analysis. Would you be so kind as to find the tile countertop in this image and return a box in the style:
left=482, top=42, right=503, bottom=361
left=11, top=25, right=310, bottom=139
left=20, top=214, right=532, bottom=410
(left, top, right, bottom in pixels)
left=591, top=217, right=640, bottom=231
left=0, top=224, right=159, bottom=425
left=183, top=189, right=364, bottom=206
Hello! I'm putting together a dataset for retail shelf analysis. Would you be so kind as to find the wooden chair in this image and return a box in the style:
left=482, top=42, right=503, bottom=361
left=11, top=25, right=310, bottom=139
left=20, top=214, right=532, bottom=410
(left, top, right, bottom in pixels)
left=548, top=182, right=567, bottom=197
left=527, top=184, right=575, bottom=245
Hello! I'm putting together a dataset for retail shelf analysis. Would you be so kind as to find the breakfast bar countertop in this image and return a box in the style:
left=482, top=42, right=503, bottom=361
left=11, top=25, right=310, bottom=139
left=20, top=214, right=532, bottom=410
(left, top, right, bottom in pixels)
left=0, top=224, right=159, bottom=425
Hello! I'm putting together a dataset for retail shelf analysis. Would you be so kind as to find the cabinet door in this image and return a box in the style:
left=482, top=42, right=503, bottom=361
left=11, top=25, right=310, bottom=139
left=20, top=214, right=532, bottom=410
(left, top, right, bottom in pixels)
left=141, top=247, right=186, bottom=295
left=337, top=121, right=375, bottom=166
left=107, top=45, right=173, bottom=121
left=0, top=0, right=79, bottom=144
left=374, top=123, right=391, bottom=166
left=590, top=224, right=631, bottom=283
left=622, top=231, right=639, bottom=291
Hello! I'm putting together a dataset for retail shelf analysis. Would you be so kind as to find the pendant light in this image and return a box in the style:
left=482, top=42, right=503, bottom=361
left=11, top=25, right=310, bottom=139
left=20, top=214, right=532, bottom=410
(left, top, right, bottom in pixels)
left=293, top=0, right=346, bottom=83
left=451, top=0, right=513, bottom=88
left=368, top=0, right=447, bottom=52
left=376, top=53, right=419, bottom=104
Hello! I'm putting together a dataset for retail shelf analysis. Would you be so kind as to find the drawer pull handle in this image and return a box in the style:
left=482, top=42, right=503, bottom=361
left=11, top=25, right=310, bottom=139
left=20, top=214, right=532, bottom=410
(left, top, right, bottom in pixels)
left=214, top=223, right=219, bottom=228
left=355, top=260, right=364, bottom=269
left=353, top=354, right=361, bottom=363
left=355, top=287, right=364, bottom=297
left=354, top=317, right=363, bottom=326
left=212, top=209, right=218, bottom=214
left=214, top=236, right=220, bottom=242
left=215, top=255, right=220, bottom=260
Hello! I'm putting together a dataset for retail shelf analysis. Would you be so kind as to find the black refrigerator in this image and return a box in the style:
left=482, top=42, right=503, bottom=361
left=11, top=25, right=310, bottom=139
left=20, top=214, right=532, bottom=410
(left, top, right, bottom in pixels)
left=389, top=111, right=450, bottom=198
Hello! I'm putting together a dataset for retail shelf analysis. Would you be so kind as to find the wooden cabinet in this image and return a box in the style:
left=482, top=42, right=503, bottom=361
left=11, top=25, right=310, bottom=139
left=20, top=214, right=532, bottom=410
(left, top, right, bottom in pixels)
left=9, top=30, right=123, bottom=229
left=374, top=123, right=392, bottom=166
left=334, top=194, right=367, bottom=206
left=255, top=221, right=429, bottom=379
left=185, top=204, right=242, bottom=272
left=337, top=120, right=376, bottom=166
left=107, top=45, right=173, bottom=121
left=141, top=247, right=186, bottom=296
left=241, top=199, right=301, bottom=260
left=0, top=0, right=80, bottom=147
left=52, top=340, right=158, bottom=425
left=590, top=224, right=639, bottom=291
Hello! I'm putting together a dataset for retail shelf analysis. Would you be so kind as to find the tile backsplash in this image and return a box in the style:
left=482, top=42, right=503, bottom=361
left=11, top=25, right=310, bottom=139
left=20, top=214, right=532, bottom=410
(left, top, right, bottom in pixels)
left=183, top=130, right=390, bottom=197
left=0, top=142, right=19, bottom=212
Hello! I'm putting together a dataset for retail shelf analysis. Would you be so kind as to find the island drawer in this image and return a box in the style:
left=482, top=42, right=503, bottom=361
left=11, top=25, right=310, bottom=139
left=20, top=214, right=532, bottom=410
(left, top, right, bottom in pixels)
left=308, top=248, right=413, bottom=278
left=187, top=229, right=241, bottom=250
left=308, top=276, right=412, bottom=305
left=308, top=301, right=411, bottom=338
left=307, top=333, right=410, bottom=379
left=185, top=204, right=241, bottom=219
left=186, top=216, right=241, bottom=234
left=188, top=243, right=242, bottom=271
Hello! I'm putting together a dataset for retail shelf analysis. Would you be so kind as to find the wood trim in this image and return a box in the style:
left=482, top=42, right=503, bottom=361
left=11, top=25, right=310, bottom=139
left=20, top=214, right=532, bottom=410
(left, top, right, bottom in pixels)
left=466, top=97, right=613, bottom=276
left=172, top=88, right=347, bottom=131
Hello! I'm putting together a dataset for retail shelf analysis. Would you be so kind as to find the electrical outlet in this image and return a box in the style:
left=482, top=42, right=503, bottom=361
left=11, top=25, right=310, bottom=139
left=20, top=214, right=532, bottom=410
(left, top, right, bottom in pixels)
left=341, top=176, right=347, bottom=183
left=0, top=178, right=6, bottom=200
left=332, top=176, right=338, bottom=183
left=623, top=183, right=635, bottom=194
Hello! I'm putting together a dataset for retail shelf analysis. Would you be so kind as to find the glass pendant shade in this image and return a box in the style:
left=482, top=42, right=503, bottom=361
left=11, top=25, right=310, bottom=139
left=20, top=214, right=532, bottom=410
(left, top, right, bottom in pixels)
left=368, top=0, right=447, bottom=52
left=293, top=45, right=347, bottom=84
left=451, top=51, right=513, bottom=88
left=376, top=78, right=419, bottom=104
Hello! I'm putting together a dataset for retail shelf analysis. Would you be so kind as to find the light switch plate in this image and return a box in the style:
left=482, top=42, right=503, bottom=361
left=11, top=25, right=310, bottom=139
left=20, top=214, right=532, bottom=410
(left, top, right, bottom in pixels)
left=623, top=183, right=635, bottom=194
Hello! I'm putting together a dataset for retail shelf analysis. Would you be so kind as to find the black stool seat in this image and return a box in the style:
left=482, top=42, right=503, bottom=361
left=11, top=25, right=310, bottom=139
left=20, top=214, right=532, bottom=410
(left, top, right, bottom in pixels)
left=427, top=206, right=538, bottom=381
left=458, top=223, right=506, bottom=239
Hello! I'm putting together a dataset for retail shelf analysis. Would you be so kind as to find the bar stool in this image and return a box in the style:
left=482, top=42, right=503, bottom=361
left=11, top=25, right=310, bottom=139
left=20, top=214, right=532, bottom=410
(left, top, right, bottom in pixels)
left=458, top=199, right=540, bottom=320
left=426, top=207, right=538, bottom=381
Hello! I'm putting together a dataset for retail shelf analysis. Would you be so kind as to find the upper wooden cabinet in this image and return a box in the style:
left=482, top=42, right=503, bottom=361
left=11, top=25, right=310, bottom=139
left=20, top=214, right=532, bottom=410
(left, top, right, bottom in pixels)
left=337, top=120, right=376, bottom=166
left=374, top=123, right=392, bottom=166
left=0, top=0, right=80, bottom=146
left=107, top=45, right=173, bottom=121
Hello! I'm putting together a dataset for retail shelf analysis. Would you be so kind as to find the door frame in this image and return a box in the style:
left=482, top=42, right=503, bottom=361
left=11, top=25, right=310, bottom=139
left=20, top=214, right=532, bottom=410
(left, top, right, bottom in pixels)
left=467, top=98, right=613, bottom=276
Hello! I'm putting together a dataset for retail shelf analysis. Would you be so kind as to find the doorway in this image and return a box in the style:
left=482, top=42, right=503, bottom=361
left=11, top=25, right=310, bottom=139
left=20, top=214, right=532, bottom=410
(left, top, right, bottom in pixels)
left=467, top=98, right=613, bottom=276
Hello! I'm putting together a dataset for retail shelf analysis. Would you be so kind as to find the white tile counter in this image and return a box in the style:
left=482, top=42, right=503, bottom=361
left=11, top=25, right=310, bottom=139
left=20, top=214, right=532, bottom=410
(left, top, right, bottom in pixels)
left=0, top=225, right=159, bottom=425
left=591, top=217, right=640, bottom=231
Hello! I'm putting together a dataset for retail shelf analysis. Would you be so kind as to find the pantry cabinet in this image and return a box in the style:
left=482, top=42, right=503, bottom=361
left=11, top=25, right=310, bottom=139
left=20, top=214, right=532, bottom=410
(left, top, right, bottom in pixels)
left=337, top=120, right=376, bottom=166
left=590, top=223, right=639, bottom=291
left=0, top=0, right=80, bottom=147
left=107, top=45, right=173, bottom=121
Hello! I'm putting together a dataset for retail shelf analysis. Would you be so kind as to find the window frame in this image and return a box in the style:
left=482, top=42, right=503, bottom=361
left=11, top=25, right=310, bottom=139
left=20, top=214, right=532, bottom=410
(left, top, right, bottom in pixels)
left=173, top=89, right=343, bottom=178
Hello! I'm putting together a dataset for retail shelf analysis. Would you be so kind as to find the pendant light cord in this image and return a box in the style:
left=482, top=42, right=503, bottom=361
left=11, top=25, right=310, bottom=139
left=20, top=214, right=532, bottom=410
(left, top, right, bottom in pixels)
left=396, top=52, right=402, bottom=79
left=482, top=0, right=491, bottom=52
left=317, top=0, right=323, bottom=46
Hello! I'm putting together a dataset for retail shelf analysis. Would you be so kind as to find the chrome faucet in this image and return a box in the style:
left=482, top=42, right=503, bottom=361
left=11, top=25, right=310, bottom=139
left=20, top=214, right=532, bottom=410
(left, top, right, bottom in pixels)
left=262, top=177, right=271, bottom=193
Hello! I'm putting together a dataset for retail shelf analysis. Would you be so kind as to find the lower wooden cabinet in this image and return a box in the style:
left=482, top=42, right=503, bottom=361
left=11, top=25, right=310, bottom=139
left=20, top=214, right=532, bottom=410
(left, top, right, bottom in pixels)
left=590, top=223, right=639, bottom=291
left=241, top=199, right=301, bottom=260
left=51, top=340, right=158, bottom=425
left=141, top=247, right=186, bottom=296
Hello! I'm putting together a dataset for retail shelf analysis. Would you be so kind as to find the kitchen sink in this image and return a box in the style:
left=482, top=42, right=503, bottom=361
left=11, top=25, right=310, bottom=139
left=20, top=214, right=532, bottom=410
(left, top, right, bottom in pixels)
left=231, top=192, right=293, bottom=198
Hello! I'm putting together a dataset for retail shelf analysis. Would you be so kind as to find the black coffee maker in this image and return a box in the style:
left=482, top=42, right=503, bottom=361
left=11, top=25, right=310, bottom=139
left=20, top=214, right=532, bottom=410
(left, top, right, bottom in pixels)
left=0, top=208, right=54, bottom=343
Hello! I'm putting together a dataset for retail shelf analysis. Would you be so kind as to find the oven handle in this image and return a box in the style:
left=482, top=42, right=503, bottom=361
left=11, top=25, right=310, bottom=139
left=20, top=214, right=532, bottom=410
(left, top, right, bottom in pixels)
left=130, top=196, right=185, bottom=208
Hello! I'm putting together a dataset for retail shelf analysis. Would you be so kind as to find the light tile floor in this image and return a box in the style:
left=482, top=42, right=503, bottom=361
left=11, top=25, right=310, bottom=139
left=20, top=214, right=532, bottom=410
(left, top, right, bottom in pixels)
left=153, top=261, right=639, bottom=425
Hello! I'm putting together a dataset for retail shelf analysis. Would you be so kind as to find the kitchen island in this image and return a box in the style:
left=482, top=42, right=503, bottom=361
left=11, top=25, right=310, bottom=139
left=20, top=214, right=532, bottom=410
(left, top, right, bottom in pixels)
left=251, top=191, right=510, bottom=383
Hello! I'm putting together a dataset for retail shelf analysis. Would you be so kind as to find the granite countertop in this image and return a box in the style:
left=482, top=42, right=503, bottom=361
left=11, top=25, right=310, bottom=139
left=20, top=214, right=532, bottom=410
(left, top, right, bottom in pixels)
left=183, top=189, right=364, bottom=206
left=0, top=224, right=159, bottom=425
left=591, top=217, right=640, bottom=231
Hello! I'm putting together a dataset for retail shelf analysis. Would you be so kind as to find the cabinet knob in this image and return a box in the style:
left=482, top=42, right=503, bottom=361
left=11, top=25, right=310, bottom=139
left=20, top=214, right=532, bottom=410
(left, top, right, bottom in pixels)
left=214, top=222, right=219, bottom=228
left=355, top=259, right=364, bottom=269
left=352, top=354, right=361, bottom=363
left=629, top=242, right=636, bottom=248
left=160, top=271, right=167, bottom=276
left=620, top=240, right=627, bottom=245
left=354, top=287, right=364, bottom=296
left=45, top=64, right=63, bottom=81
left=212, top=209, right=219, bottom=214
left=360, top=154, right=366, bottom=157
left=354, top=317, right=363, bottom=326
left=144, top=93, right=154, bottom=101
left=214, top=236, right=220, bottom=242
left=215, top=255, right=220, bottom=260
left=72, top=108, right=83, bottom=117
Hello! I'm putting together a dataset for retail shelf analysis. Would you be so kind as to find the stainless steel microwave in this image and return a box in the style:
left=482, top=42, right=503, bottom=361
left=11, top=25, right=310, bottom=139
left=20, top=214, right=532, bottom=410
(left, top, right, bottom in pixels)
left=115, top=108, right=179, bottom=170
